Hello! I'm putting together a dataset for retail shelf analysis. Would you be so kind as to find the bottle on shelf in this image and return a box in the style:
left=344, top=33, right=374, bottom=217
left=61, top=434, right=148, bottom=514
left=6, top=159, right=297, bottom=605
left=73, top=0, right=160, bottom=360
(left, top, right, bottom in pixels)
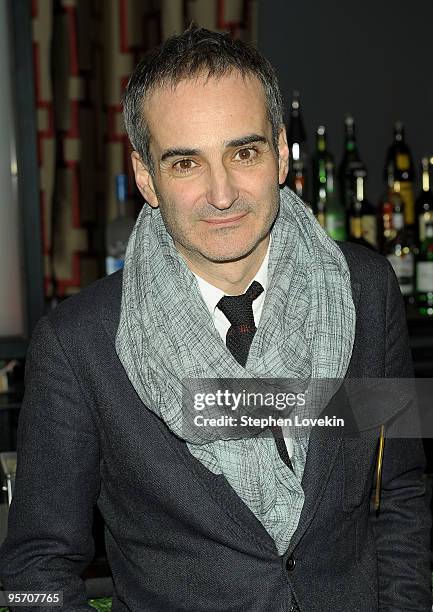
left=415, top=157, right=433, bottom=244
left=383, top=192, right=414, bottom=299
left=349, top=169, right=377, bottom=249
left=315, top=190, right=326, bottom=229
left=378, top=165, right=396, bottom=251
left=312, top=125, right=333, bottom=205
left=105, top=174, right=136, bottom=275
left=286, top=90, right=309, bottom=202
left=325, top=161, right=346, bottom=241
left=338, top=114, right=366, bottom=234
left=416, top=219, right=433, bottom=316
left=311, top=128, right=346, bottom=238
left=378, top=167, right=407, bottom=252
left=346, top=177, right=375, bottom=250
left=379, top=200, right=395, bottom=253
left=347, top=200, right=372, bottom=250
left=383, top=121, right=415, bottom=230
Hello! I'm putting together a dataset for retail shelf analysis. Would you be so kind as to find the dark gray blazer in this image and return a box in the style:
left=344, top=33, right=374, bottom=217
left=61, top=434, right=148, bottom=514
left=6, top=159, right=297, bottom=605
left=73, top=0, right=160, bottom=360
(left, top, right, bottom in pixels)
left=0, top=242, right=431, bottom=611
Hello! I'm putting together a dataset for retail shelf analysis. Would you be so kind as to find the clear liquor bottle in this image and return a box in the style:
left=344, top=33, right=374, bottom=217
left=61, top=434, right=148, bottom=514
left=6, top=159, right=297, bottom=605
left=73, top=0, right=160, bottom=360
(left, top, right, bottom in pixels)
left=105, top=174, right=136, bottom=275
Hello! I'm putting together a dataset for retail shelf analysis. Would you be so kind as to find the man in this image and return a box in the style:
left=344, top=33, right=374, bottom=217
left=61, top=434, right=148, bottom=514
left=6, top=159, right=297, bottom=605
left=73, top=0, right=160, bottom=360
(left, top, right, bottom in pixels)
left=0, top=26, right=431, bottom=612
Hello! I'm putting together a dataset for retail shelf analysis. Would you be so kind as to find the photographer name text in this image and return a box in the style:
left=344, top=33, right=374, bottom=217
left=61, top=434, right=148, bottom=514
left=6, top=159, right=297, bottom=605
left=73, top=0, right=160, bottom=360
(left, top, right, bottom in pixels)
left=193, top=414, right=344, bottom=428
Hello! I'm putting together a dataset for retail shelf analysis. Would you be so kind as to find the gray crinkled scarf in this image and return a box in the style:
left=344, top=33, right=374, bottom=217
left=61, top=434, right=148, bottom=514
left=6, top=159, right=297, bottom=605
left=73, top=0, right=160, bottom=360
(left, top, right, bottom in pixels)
left=115, top=186, right=356, bottom=554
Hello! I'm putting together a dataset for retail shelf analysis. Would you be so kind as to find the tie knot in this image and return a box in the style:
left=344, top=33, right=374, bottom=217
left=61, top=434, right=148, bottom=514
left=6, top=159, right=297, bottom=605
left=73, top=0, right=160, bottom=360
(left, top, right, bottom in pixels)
left=217, top=281, right=264, bottom=326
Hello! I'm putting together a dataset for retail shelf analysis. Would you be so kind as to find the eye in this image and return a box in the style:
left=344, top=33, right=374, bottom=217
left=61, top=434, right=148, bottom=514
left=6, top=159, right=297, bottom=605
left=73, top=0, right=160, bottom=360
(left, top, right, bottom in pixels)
left=172, top=159, right=198, bottom=174
left=234, top=147, right=259, bottom=162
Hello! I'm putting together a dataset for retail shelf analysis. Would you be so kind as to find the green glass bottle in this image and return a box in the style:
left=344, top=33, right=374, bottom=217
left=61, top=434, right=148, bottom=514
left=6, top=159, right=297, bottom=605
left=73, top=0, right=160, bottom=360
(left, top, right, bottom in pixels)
left=312, top=126, right=332, bottom=206
left=416, top=220, right=433, bottom=316
left=338, top=115, right=365, bottom=233
left=325, top=161, right=346, bottom=241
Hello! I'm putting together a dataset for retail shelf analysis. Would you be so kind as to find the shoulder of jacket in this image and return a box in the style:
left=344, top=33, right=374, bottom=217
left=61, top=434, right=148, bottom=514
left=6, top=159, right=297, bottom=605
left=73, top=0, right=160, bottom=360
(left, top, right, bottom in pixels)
left=45, top=270, right=123, bottom=336
left=336, top=241, right=391, bottom=286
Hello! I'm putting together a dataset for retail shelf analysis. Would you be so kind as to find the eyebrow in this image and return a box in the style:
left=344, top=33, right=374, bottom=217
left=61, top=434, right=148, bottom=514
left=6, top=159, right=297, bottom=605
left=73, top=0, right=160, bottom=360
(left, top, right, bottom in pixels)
left=226, top=134, right=268, bottom=148
left=160, top=134, right=268, bottom=163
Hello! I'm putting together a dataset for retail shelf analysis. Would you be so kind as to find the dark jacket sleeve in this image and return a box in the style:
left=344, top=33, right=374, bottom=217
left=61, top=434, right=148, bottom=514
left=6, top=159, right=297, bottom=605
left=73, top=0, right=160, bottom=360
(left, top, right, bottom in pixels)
left=0, top=316, right=100, bottom=611
left=375, top=262, right=432, bottom=611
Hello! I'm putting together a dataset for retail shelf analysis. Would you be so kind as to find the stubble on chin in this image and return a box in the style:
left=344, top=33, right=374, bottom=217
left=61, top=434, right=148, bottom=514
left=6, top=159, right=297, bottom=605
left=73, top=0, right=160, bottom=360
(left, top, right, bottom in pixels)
left=154, top=185, right=280, bottom=265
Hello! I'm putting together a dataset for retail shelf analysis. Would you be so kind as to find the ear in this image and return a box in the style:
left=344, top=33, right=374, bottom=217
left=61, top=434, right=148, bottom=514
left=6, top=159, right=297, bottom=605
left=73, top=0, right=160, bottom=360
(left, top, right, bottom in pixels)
left=277, top=126, right=289, bottom=185
left=131, top=151, right=159, bottom=208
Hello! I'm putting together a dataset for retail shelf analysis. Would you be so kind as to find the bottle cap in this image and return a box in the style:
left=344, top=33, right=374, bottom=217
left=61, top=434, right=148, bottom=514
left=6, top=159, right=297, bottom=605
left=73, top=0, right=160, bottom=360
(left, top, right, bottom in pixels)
left=291, top=90, right=300, bottom=110
left=344, top=115, right=355, bottom=137
left=394, top=121, right=404, bottom=140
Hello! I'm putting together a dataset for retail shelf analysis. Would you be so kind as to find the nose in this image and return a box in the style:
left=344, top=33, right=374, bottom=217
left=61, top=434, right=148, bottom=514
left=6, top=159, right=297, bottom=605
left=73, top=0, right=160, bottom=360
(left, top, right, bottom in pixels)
left=205, top=163, right=239, bottom=210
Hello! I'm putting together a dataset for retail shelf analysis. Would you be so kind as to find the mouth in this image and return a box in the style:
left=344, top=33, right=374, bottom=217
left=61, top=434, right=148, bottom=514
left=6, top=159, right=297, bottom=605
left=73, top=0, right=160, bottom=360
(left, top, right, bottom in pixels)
left=202, top=212, right=248, bottom=226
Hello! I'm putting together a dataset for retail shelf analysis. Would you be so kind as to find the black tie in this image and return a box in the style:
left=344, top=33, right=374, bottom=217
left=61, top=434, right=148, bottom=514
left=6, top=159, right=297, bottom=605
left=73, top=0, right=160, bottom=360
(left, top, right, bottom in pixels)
left=217, top=280, right=263, bottom=367
left=217, top=281, right=293, bottom=471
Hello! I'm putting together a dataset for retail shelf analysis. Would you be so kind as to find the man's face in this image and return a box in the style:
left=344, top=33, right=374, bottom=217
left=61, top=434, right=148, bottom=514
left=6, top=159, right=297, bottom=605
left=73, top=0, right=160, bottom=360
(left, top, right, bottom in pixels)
left=132, top=71, right=288, bottom=266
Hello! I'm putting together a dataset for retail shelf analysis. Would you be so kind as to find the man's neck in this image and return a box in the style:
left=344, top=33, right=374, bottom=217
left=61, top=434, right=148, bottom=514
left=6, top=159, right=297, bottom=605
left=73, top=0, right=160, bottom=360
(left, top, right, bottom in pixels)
left=176, top=235, right=270, bottom=295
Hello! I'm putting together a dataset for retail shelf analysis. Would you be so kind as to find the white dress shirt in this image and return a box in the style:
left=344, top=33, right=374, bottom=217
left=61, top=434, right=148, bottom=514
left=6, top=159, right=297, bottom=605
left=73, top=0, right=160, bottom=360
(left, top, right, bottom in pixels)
left=194, top=247, right=269, bottom=340
left=193, top=241, right=293, bottom=458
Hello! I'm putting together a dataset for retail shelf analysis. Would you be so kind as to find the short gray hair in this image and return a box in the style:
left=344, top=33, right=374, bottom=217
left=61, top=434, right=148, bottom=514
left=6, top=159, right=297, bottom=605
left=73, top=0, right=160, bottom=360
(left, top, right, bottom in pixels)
left=122, top=25, right=284, bottom=175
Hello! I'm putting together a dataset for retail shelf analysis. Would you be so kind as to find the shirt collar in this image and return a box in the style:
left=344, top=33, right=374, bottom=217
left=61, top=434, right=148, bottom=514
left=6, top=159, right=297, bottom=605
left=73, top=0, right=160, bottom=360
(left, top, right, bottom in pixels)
left=194, top=237, right=270, bottom=315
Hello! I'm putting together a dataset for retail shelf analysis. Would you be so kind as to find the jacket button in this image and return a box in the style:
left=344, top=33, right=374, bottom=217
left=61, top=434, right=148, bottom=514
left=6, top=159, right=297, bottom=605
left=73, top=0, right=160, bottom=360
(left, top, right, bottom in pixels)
left=286, top=554, right=296, bottom=571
